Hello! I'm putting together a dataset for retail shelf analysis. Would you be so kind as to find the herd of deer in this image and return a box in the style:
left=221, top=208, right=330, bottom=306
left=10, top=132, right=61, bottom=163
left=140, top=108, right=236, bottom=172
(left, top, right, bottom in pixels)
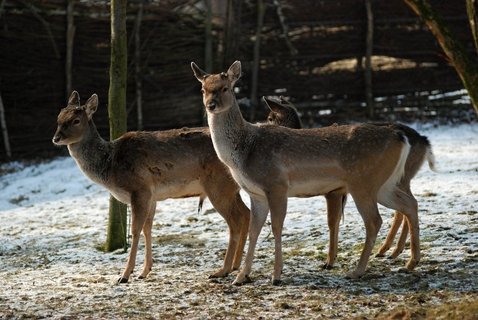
left=52, top=61, right=435, bottom=286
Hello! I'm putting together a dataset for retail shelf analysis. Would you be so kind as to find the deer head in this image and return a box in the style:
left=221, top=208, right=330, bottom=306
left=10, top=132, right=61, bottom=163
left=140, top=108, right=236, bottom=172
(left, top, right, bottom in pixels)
left=191, top=61, right=242, bottom=114
left=52, top=91, right=98, bottom=145
left=263, top=96, right=303, bottom=129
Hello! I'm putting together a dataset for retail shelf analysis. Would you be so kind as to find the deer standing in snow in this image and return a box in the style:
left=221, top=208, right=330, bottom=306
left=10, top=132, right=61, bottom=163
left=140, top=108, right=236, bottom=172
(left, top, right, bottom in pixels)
left=192, top=61, right=421, bottom=285
left=53, top=91, right=251, bottom=283
left=264, top=97, right=435, bottom=265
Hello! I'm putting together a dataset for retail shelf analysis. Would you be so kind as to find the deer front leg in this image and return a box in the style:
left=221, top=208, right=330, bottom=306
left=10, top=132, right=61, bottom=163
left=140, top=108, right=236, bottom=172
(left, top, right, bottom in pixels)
left=233, top=196, right=269, bottom=285
left=268, top=192, right=288, bottom=285
left=323, top=192, right=344, bottom=269
left=138, top=202, right=157, bottom=280
left=118, top=191, right=152, bottom=284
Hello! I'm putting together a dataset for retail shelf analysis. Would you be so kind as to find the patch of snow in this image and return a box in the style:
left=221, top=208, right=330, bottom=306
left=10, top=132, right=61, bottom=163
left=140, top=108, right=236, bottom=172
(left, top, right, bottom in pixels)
left=0, top=124, right=477, bottom=318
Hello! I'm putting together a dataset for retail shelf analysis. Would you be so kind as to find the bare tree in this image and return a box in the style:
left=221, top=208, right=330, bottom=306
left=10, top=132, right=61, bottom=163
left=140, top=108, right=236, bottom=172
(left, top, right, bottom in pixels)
left=405, top=0, right=478, bottom=115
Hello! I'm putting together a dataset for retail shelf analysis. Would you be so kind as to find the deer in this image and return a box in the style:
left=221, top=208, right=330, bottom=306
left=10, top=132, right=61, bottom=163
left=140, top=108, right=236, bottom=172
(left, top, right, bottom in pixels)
left=264, top=97, right=435, bottom=264
left=191, top=60, right=421, bottom=285
left=52, top=91, right=252, bottom=284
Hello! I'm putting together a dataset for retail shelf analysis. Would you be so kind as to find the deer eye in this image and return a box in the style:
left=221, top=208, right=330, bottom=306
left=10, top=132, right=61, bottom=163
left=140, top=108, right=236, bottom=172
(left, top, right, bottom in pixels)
left=268, top=117, right=273, bottom=122
left=200, top=89, right=205, bottom=94
left=222, top=87, right=228, bottom=92
left=73, top=119, right=81, bottom=125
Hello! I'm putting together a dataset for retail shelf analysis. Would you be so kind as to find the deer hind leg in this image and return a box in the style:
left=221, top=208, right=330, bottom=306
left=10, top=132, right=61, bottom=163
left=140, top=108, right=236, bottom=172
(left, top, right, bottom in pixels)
left=207, top=188, right=248, bottom=278
left=389, top=216, right=409, bottom=259
left=118, top=191, right=152, bottom=283
left=347, top=193, right=382, bottom=279
left=233, top=196, right=269, bottom=285
left=376, top=211, right=404, bottom=257
left=323, top=192, right=345, bottom=269
left=138, top=201, right=157, bottom=280
left=232, top=193, right=250, bottom=271
left=378, top=188, right=419, bottom=270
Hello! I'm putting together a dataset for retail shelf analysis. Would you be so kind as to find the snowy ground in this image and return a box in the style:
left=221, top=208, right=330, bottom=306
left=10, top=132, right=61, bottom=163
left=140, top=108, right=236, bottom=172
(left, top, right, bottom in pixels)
left=0, top=124, right=477, bottom=319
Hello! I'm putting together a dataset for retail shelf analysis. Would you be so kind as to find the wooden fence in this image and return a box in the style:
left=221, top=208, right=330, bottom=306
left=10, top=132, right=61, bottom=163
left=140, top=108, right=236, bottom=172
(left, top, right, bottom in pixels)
left=0, top=0, right=475, bottom=160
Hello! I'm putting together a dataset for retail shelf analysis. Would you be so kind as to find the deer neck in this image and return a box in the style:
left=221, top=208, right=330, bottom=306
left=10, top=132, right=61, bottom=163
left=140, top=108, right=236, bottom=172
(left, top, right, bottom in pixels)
left=207, top=100, right=251, bottom=168
left=67, top=121, right=112, bottom=185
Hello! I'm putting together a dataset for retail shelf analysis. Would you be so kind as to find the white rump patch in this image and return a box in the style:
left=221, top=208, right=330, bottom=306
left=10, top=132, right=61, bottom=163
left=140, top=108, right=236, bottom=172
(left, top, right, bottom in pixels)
left=377, top=136, right=410, bottom=208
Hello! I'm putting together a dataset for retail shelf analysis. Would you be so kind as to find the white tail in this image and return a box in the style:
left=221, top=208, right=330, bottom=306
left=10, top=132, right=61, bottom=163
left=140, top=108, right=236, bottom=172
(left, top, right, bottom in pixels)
left=192, top=61, right=421, bottom=284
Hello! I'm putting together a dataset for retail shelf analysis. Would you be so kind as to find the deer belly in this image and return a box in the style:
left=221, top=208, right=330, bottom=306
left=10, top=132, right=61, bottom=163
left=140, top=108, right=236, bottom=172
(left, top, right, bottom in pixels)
left=288, top=178, right=343, bottom=198
left=154, top=180, right=203, bottom=200
left=108, top=186, right=132, bottom=204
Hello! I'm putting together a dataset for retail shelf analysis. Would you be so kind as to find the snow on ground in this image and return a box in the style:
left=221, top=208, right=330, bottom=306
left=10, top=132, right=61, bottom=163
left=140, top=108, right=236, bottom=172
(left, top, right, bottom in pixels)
left=0, top=124, right=477, bottom=319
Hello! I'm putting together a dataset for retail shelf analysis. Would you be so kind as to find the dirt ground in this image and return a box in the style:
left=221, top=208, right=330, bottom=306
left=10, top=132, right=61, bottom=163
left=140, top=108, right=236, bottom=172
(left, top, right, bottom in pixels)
left=1, top=124, right=477, bottom=319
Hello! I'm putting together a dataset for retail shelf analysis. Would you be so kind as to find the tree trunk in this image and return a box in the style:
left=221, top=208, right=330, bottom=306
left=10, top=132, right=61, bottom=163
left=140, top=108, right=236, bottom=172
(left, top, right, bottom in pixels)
left=404, top=0, right=478, bottom=115
left=65, top=0, right=75, bottom=100
left=105, top=0, right=128, bottom=252
left=364, top=0, right=374, bottom=119
left=204, top=0, right=213, bottom=73
left=249, top=0, right=265, bottom=122
left=466, top=0, right=478, bottom=54
left=134, top=2, right=144, bottom=131
left=0, top=91, right=11, bottom=158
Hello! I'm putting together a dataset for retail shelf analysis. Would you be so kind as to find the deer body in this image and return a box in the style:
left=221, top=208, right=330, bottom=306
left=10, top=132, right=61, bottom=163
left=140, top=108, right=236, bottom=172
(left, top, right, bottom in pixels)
left=192, top=61, right=420, bottom=284
left=53, top=92, right=250, bottom=283
left=265, top=97, right=435, bottom=264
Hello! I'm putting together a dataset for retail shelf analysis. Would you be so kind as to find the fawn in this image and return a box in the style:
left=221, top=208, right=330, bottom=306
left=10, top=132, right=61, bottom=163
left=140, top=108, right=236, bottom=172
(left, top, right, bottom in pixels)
left=192, top=61, right=421, bottom=285
left=264, top=97, right=435, bottom=264
left=52, top=91, right=251, bottom=283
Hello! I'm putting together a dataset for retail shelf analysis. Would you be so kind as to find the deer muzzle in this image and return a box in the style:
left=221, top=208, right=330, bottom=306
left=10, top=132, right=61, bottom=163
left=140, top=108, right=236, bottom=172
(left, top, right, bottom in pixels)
left=207, top=100, right=217, bottom=111
left=52, top=133, right=62, bottom=145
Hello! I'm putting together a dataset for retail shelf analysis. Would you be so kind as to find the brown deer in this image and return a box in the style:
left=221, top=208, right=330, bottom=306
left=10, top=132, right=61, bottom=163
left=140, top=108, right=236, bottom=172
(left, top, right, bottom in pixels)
left=264, top=97, right=435, bottom=264
left=192, top=61, right=421, bottom=285
left=52, top=91, right=251, bottom=283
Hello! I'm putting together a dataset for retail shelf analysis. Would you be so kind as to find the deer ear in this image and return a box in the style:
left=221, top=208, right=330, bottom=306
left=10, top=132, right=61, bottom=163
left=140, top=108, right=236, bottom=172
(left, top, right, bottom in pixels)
left=191, top=62, right=208, bottom=83
left=279, top=96, right=292, bottom=105
left=227, top=60, right=241, bottom=86
left=84, top=94, right=98, bottom=119
left=68, top=91, right=80, bottom=107
left=263, top=96, right=284, bottom=113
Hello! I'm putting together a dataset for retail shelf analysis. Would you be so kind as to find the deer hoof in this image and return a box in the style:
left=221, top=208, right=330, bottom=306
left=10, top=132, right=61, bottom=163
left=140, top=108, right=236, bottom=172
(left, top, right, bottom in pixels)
left=345, top=271, right=363, bottom=280
left=406, top=259, right=418, bottom=270
left=272, top=279, right=282, bottom=286
left=232, top=274, right=251, bottom=286
left=322, top=263, right=333, bottom=270
left=117, top=277, right=129, bottom=284
left=375, top=252, right=386, bottom=258
left=209, top=269, right=229, bottom=279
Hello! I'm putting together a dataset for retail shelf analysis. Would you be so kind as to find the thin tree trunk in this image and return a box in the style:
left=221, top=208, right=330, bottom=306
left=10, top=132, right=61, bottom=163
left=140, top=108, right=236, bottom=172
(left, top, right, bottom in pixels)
left=405, top=0, right=478, bottom=115
left=134, top=2, right=144, bottom=131
left=365, top=0, right=374, bottom=118
left=106, top=0, right=128, bottom=252
left=0, top=91, right=11, bottom=158
left=249, top=0, right=265, bottom=122
left=466, top=0, right=478, bottom=54
left=204, top=0, right=213, bottom=73
left=65, top=0, right=75, bottom=99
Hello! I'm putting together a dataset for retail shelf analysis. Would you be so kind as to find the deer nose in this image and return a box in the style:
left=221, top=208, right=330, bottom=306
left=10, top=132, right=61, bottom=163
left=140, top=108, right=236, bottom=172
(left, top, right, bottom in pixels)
left=52, top=134, right=61, bottom=144
left=207, top=101, right=217, bottom=111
